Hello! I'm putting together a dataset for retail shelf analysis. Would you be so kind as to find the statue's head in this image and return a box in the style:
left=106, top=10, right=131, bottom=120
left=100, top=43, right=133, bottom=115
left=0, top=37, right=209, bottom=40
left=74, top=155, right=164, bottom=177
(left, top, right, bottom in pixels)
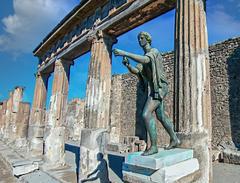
left=138, top=32, right=152, bottom=47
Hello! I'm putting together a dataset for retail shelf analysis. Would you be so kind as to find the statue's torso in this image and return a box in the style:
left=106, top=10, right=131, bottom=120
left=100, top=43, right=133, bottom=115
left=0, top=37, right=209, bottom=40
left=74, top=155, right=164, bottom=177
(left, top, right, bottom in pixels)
left=140, top=48, right=168, bottom=99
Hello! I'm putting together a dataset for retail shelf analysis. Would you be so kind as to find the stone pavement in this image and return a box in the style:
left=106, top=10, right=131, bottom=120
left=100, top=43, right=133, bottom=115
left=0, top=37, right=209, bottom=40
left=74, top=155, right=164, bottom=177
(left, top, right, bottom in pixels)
left=1, top=139, right=240, bottom=183
left=0, top=158, right=16, bottom=183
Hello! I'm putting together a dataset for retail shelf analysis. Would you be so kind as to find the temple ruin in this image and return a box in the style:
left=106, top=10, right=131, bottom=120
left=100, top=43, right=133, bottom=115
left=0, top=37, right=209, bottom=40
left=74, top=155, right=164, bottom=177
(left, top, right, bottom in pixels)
left=0, top=0, right=240, bottom=183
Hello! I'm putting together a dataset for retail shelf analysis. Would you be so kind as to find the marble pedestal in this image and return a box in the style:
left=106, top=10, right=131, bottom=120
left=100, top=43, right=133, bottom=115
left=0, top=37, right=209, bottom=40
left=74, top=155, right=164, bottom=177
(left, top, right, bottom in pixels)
left=123, top=148, right=199, bottom=183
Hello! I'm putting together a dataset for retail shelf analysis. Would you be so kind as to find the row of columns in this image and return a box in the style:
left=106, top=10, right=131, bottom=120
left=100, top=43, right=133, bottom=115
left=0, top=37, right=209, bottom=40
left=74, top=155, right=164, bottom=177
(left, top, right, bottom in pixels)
left=29, top=31, right=115, bottom=167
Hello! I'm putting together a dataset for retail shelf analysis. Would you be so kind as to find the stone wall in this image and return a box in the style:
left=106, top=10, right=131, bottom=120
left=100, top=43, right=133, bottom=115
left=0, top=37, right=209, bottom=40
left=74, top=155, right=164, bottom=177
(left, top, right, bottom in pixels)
left=109, top=37, right=240, bottom=149
left=209, top=37, right=240, bottom=149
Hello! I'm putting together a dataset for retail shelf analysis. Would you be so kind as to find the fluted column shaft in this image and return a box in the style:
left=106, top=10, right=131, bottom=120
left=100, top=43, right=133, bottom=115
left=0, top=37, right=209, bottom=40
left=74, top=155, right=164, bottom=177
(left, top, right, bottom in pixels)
left=174, top=0, right=211, bottom=132
left=29, top=72, right=49, bottom=156
left=174, top=0, right=212, bottom=182
left=85, top=31, right=116, bottom=129
left=44, top=58, right=72, bottom=167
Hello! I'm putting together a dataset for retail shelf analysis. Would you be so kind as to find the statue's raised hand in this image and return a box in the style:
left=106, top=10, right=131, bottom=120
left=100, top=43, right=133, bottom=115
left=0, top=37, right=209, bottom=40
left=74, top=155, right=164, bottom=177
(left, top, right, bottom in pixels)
left=113, top=48, right=126, bottom=57
left=122, top=56, right=129, bottom=66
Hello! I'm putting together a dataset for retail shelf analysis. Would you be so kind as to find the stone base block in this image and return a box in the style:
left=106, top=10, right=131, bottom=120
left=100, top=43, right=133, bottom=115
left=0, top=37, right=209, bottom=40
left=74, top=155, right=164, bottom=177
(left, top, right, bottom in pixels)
left=123, top=158, right=199, bottom=183
left=13, top=160, right=39, bottom=176
left=79, top=128, right=109, bottom=177
left=125, top=148, right=193, bottom=170
left=123, top=148, right=199, bottom=183
left=30, top=137, right=44, bottom=156
left=44, top=127, right=65, bottom=168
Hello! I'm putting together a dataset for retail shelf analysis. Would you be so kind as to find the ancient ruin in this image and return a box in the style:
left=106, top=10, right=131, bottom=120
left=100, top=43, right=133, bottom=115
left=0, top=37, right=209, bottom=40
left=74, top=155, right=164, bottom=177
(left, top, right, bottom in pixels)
left=0, top=0, right=240, bottom=183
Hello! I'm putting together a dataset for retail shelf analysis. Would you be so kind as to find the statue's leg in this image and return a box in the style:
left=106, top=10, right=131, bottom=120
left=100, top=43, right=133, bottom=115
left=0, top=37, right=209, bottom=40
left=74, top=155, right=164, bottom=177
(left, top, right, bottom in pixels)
left=155, top=101, right=180, bottom=150
left=142, top=96, right=160, bottom=156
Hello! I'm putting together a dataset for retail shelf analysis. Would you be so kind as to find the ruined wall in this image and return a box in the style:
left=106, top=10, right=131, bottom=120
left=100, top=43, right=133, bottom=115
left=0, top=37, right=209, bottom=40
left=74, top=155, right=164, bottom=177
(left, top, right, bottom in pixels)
left=110, top=37, right=240, bottom=149
left=0, top=87, right=30, bottom=146
left=65, top=98, right=85, bottom=141
left=209, top=37, right=240, bottom=149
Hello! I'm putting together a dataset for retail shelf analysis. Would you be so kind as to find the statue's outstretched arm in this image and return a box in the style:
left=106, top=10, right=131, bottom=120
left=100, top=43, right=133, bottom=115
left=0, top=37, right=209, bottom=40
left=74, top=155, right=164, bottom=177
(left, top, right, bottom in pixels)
left=113, top=49, right=150, bottom=64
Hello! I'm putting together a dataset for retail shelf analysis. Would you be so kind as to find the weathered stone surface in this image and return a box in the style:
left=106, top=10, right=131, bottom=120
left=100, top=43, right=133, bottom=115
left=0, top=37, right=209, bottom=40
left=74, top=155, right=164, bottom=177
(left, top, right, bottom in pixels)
left=15, top=102, right=30, bottom=148
left=84, top=31, right=115, bottom=129
left=65, top=98, right=85, bottom=141
left=209, top=38, right=240, bottom=149
left=0, top=87, right=30, bottom=147
left=44, top=59, right=72, bottom=167
left=13, top=161, right=39, bottom=176
left=222, top=149, right=240, bottom=165
left=29, top=72, right=49, bottom=156
left=44, top=127, right=66, bottom=168
left=0, top=101, right=7, bottom=137
left=4, top=87, right=24, bottom=141
left=79, top=128, right=109, bottom=176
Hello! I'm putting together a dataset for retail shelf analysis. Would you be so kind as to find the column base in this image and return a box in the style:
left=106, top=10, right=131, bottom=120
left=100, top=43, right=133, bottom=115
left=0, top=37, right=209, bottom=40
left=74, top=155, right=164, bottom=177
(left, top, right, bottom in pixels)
left=79, top=128, right=109, bottom=177
left=44, top=127, right=65, bottom=168
left=177, top=131, right=211, bottom=183
left=29, top=137, right=44, bottom=157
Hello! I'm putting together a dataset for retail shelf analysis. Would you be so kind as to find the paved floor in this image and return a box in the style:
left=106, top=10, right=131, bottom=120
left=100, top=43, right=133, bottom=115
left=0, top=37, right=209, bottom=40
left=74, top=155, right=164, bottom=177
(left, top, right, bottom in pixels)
left=1, top=141, right=240, bottom=183
left=0, top=158, right=16, bottom=183
left=213, top=162, right=240, bottom=183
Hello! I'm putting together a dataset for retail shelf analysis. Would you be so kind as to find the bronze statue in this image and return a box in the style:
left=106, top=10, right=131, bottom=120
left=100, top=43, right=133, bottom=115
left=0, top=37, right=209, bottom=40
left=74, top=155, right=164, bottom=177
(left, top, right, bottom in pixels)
left=113, top=32, right=180, bottom=156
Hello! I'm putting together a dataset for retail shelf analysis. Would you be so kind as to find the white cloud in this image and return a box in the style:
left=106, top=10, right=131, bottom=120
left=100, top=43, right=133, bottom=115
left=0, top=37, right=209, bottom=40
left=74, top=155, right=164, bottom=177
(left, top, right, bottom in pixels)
left=0, top=0, right=78, bottom=55
left=207, top=5, right=240, bottom=43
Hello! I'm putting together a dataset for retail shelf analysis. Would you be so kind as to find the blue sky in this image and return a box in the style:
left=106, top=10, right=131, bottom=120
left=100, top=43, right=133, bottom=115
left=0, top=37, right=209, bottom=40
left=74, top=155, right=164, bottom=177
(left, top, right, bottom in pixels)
left=0, top=0, right=239, bottom=107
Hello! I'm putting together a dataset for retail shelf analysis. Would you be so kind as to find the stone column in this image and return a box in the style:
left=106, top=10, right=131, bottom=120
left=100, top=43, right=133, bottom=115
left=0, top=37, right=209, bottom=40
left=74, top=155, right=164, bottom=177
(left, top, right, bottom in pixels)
left=15, top=102, right=30, bottom=148
left=28, top=72, right=49, bottom=156
left=0, top=103, right=3, bottom=137
left=85, top=31, right=116, bottom=129
left=174, top=0, right=212, bottom=182
left=10, top=87, right=24, bottom=142
left=1, top=101, right=7, bottom=138
left=44, top=58, right=72, bottom=167
left=4, top=91, right=13, bottom=140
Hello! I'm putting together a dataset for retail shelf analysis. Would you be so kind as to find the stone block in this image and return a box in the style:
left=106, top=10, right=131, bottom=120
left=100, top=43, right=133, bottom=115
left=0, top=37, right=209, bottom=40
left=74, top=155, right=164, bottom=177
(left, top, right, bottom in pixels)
left=151, top=158, right=199, bottom=183
left=12, top=160, right=39, bottom=176
left=13, top=163, right=39, bottom=176
left=80, top=128, right=109, bottom=176
left=223, top=149, right=240, bottom=165
left=44, top=127, right=65, bottom=167
left=125, top=148, right=193, bottom=170
left=123, top=158, right=199, bottom=183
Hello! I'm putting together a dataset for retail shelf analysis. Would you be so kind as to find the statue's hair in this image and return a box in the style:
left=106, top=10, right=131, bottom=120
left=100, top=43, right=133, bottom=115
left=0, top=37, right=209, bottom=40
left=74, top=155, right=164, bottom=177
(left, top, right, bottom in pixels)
left=138, top=32, right=152, bottom=45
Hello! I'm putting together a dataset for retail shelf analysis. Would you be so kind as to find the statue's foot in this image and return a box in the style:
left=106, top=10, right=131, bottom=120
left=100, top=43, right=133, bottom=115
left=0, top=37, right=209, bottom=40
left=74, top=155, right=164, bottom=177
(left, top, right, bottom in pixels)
left=165, top=138, right=181, bottom=150
left=141, top=146, right=158, bottom=156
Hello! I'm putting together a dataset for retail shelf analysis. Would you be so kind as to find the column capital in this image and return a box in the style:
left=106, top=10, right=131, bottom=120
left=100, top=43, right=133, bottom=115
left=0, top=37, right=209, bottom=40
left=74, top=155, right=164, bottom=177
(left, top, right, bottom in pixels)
left=34, top=71, right=50, bottom=80
left=55, top=58, right=74, bottom=67
left=87, top=30, right=117, bottom=45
